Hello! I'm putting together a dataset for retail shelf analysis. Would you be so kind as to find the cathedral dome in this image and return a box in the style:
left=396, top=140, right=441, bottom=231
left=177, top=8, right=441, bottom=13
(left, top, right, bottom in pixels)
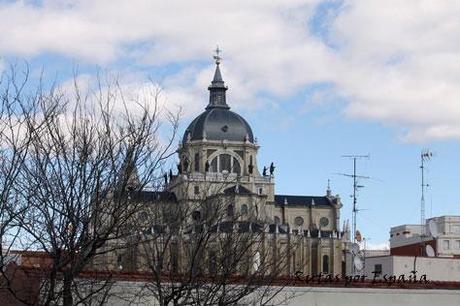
left=183, top=108, right=254, bottom=143
left=182, top=54, right=254, bottom=144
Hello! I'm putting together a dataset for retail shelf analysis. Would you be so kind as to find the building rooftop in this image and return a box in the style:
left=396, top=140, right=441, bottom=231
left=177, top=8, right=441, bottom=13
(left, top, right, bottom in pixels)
left=274, top=195, right=334, bottom=207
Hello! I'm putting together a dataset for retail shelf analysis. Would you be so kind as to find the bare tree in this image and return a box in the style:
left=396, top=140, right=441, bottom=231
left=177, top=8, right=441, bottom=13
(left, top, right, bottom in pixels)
left=0, top=65, right=180, bottom=305
left=122, top=177, right=298, bottom=306
left=0, top=65, right=41, bottom=305
left=1, top=65, right=296, bottom=306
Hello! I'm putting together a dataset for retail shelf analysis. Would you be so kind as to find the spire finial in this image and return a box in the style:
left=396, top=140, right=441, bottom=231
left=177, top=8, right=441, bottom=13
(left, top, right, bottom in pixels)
left=326, top=179, right=332, bottom=197
left=206, top=46, right=229, bottom=110
left=213, top=46, right=222, bottom=65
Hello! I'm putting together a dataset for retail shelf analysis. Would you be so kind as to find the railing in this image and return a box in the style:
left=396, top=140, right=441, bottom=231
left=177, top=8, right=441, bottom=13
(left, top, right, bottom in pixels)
left=183, top=172, right=273, bottom=184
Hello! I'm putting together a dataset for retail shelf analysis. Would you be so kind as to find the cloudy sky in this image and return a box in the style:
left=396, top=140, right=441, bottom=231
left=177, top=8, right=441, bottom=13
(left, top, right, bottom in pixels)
left=2, top=0, right=460, bottom=247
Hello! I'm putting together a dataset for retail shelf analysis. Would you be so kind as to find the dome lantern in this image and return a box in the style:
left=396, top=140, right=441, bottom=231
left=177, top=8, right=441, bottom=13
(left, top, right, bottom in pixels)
left=182, top=48, right=254, bottom=144
left=207, top=46, right=229, bottom=110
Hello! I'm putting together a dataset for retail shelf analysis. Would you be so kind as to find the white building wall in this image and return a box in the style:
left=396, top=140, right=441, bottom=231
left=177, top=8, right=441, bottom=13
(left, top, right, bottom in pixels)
left=284, top=287, right=460, bottom=306
left=101, top=283, right=460, bottom=306
left=390, top=216, right=460, bottom=256
left=364, top=255, right=460, bottom=281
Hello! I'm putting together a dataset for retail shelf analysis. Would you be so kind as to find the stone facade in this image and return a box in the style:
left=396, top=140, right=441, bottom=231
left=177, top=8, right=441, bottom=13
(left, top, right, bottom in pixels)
left=96, top=57, right=346, bottom=277
left=166, top=58, right=344, bottom=276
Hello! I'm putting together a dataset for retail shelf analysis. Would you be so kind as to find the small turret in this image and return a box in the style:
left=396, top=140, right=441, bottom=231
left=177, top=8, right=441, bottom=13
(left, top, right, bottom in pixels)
left=206, top=46, right=229, bottom=110
left=326, top=179, right=332, bottom=197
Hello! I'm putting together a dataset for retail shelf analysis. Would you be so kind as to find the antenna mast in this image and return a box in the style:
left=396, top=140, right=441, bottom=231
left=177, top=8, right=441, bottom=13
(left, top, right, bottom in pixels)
left=420, top=150, right=433, bottom=236
left=340, top=155, right=370, bottom=245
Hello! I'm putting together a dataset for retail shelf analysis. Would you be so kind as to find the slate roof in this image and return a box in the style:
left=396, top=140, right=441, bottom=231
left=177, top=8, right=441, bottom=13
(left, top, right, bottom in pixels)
left=182, top=108, right=254, bottom=144
left=182, top=60, right=254, bottom=144
left=131, top=191, right=177, bottom=202
left=223, top=184, right=252, bottom=195
left=274, top=195, right=332, bottom=207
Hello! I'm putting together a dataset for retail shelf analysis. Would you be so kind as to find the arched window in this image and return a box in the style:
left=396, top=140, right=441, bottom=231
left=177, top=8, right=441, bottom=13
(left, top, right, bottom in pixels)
left=117, top=254, right=123, bottom=270
left=171, top=244, right=179, bottom=273
left=192, top=210, right=201, bottom=221
left=322, top=255, right=329, bottom=274
left=227, top=204, right=234, bottom=217
left=211, top=157, right=218, bottom=172
left=209, top=154, right=241, bottom=174
left=220, top=154, right=231, bottom=172
left=241, top=204, right=248, bottom=215
left=209, top=250, right=217, bottom=274
left=233, top=159, right=241, bottom=174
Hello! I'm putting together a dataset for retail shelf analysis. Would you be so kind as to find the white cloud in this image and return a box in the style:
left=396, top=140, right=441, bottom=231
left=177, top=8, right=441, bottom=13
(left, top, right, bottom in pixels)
left=330, top=0, right=460, bottom=142
left=2, top=1, right=460, bottom=142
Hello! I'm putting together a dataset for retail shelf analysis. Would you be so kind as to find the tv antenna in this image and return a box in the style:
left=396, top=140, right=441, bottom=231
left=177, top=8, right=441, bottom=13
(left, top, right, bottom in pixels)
left=338, top=155, right=370, bottom=244
left=425, top=245, right=435, bottom=257
left=420, top=150, right=433, bottom=236
left=353, top=256, right=364, bottom=271
left=428, top=219, right=439, bottom=238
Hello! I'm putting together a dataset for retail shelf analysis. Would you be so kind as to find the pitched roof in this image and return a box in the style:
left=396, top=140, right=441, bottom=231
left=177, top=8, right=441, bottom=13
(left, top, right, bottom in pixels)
left=274, top=195, right=332, bottom=207
left=131, top=191, right=177, bottom=202
left=223, top=184, right=252, bottom=195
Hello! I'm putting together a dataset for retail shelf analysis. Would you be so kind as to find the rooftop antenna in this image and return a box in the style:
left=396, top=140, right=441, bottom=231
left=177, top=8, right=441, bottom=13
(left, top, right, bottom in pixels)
left=353, top=255, right=364, bottom=271
left=428, top=219, right=439, bottom=238
left=338, top=154, right=370, bottom=275
left=420, top=150, right=433, bottom=236
left=425, top=245, right=435, bottom=257
left=339, top=155, right=370, bottom=243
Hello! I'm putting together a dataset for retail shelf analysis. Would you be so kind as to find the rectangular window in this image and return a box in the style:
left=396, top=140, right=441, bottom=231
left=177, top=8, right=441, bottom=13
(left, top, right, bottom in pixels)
left=171, top=244, right=179, bottom=273
left=208, top=251, right=217, bottom=274
left=443, top=240, right=450, bottom=250
left=322, top=255, right=329, bottom=274
left=456, top=240, right=460, bottom=249
left=194, top=153, right=200, bottom=172
left=374, top=264, right=382, bottom=276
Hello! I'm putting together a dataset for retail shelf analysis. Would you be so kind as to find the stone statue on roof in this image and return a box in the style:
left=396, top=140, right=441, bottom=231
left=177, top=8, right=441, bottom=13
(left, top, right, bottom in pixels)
left=269, top=162, right=275, bottom=175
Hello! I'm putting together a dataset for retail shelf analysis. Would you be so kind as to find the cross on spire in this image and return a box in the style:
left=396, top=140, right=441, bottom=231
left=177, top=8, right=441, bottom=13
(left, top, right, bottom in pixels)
left=207, top=45, right=228, bottom=110
left=213, top=46, right=222, bottom=65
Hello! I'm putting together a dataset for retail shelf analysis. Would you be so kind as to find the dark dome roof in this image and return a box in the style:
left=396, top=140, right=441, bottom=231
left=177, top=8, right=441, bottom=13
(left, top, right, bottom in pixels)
left=183, top=108, right=254, bottom=143
left=182, top=57, right=255, bottom=144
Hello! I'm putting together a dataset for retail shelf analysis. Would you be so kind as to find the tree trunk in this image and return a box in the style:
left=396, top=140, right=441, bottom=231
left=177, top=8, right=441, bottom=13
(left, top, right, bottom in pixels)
left=44, top=268, right=57, bottom=305
left=63, top=273, right=73, bottom=306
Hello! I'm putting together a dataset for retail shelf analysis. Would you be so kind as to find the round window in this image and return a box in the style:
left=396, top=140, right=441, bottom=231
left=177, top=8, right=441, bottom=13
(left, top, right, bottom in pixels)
left=320, top=217, right=329, bottom=227
left=295, top=216, right=304, bottom=226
